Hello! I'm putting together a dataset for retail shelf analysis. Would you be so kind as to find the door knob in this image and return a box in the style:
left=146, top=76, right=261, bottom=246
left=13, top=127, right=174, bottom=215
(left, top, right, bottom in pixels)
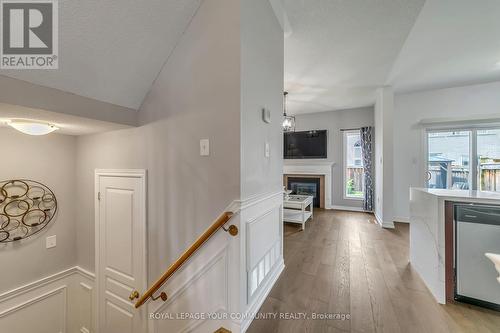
left=129, top=290, right=140, bottom=301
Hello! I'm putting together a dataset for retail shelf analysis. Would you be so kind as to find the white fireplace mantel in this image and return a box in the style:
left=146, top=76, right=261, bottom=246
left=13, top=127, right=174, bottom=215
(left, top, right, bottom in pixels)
left=283, top=162, right=335, bottom=209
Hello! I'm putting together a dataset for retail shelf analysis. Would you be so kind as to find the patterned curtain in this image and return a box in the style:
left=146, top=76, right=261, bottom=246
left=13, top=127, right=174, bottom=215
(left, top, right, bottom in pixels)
left=360, top=127, right=374, bottom=211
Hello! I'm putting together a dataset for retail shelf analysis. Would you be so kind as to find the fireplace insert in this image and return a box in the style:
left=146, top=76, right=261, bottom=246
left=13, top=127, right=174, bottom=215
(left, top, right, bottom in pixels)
left=287, top=177, right=321, bottom=207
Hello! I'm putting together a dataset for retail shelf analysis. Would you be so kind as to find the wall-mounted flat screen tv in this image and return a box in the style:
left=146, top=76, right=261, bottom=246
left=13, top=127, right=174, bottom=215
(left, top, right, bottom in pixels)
left=284, top=130, right=327, bottom=159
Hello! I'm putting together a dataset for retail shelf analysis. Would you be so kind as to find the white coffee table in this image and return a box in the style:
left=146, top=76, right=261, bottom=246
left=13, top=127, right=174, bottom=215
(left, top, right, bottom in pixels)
left=283, top=195, right=313, bottom=230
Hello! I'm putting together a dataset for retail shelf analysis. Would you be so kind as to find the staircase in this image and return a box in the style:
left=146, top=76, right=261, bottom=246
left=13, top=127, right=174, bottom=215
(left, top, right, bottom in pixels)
left=214, top=328, right=231, bottom=333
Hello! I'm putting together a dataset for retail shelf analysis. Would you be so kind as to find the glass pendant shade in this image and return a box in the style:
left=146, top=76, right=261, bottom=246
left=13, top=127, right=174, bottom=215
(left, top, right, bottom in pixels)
left=282, top=91, right=295, bottom=132
left=282, top=115, right=295, bottom=132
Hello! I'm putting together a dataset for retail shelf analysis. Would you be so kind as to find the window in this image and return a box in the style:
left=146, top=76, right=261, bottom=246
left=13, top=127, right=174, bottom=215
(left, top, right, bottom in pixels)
left=477, top=129, right=500, bottom=192
left=427, top=130, right=471, bottom=189
left=426, top=127, right=500, bottom=192
left=344, top=130, right=364, bottom=199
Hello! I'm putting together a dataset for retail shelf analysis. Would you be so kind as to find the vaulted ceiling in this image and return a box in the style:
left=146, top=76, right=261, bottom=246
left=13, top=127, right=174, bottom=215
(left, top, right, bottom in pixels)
left=387, top=0, right=500, bottom=94
left=0, top=0, right=202, bottom=110
left=284, top=0, right=500, bottom=114
left=2, top=0, right=500, bottom=119
left=283, top=0, right=426, bottom=114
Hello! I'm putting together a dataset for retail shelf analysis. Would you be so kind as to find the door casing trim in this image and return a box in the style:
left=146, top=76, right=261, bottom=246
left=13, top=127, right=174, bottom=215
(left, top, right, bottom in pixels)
left=94, top=169, right=147, bottom=333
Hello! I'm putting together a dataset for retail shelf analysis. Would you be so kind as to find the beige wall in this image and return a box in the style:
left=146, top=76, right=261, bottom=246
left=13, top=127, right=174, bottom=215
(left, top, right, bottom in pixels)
left=75, top=0, right=241, bottom=282
left=0, top=129, right=77, bottom=292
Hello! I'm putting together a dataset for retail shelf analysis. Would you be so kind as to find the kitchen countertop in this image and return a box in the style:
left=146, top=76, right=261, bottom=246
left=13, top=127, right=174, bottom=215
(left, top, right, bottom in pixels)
left=412, top=188, right=500, bottom=201
left=409, top=187, right=500, bottom=304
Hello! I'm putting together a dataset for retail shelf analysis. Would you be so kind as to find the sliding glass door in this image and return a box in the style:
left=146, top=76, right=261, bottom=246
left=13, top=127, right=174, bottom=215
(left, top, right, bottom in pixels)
left=427, top=130, right=471, bottom=189
left=477, top=129, right=500, bottom=192
left=426, top=127, right=500, bottom=192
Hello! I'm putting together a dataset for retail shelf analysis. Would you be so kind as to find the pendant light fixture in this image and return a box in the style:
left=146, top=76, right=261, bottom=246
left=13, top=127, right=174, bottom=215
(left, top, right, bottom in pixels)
left=282, top=91, right=295, bottom=132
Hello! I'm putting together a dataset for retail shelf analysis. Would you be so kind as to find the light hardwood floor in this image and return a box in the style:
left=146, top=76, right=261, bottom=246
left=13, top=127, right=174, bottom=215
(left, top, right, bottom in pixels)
left=247, top=209, right=500, bottom=333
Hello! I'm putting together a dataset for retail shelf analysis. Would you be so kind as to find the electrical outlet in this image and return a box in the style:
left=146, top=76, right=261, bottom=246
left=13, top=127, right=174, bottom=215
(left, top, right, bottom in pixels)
left=46, top=235, right=56, bottom=249
left=200, top=139, right=210, bottom=156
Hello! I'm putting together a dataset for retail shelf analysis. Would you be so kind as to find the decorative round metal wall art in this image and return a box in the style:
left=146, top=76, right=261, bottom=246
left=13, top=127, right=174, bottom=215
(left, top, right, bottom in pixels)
left=0, top=179, right=57, bottom=243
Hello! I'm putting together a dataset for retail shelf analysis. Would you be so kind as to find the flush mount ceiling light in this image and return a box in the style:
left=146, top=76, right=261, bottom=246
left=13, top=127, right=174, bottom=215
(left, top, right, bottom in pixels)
left=7, top=120, right=59, bottom=136
left=282, top=91, right=295, bottom=132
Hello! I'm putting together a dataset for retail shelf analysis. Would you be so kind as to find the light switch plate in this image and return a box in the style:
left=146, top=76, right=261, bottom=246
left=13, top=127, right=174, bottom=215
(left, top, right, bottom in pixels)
left=265, top=142, right=270, bottom=157
left=262, top=108, right=271, bottom=123
left=46, top=235, right=56, bottom=249
left=200, top=139, right=210, bottom=156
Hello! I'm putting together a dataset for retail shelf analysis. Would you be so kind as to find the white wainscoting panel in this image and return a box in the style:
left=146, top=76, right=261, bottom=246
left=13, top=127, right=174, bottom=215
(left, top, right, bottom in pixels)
left=246, top=208, right=280, bottom=270
left=0, top=191, right=285, bottom=333
left=78, top=282, right=93, bottom=333
left=0, top=267, right=95, bottom=333
left=237, top=190, right=285, bottom=332
left=147, top=190, right=284, bottom=333
left=149, top=233, right=231, bottom=333
left=246, top=206, right=281, bottom=301
left=248, top=241, right=281, bottom=299
left=0, top=286, right=67, bottom=333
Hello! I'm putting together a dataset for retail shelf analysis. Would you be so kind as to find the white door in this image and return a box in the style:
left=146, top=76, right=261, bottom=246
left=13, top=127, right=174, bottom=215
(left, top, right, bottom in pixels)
left=95, top=170, right=147, bottom=333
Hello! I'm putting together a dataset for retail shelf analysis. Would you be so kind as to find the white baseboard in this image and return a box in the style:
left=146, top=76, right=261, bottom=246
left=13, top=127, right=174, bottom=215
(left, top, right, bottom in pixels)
left=331, top=205, right=366, bottom=212
left=374, top=212, right=382, bottom=226
left=394, top=216, right=410, bottom=223
left=374, top=212, right=395, bottom=229
left=382, top=221, right=395, bottom=229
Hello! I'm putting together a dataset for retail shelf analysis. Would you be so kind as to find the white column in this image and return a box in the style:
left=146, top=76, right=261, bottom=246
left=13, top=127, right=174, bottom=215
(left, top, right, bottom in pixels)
left=374, top=86, right=395, bottom=228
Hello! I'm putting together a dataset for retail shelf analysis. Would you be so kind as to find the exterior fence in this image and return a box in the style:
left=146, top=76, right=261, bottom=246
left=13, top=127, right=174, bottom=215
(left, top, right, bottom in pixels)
left=428, top=162, right=500, bottom=191
left=346, top=167, right=363, bottom=195
left=481, top=168, right=500, bottom=192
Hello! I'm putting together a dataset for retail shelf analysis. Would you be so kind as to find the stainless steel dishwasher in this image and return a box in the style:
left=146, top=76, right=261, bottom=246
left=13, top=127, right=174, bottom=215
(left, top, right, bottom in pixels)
left=455, top=204, right=500, bottom=311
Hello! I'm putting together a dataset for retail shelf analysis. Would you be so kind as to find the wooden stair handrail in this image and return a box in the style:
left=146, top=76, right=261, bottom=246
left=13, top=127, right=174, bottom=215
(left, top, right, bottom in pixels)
left=134, top=211, right=237, bottom=308
left=214, top=328, right=231, bottom=333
